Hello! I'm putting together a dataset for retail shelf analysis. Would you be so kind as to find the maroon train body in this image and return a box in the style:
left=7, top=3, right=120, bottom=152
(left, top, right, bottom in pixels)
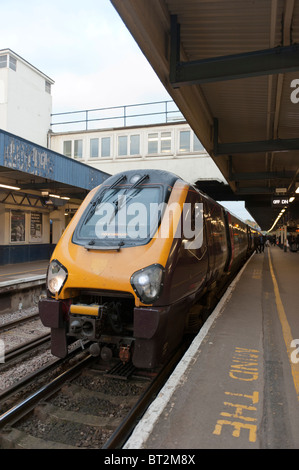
left=39, top=170, right=255, bottom=369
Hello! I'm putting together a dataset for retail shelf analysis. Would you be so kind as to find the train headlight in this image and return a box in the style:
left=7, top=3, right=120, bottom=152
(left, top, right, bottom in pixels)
left=131, top=264, right=164, bottom=304
left=47, top=260, right=68, bottom=295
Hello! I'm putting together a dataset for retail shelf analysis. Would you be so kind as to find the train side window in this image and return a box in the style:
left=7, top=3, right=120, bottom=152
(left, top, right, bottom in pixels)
left=183, top=202, right=205, bottom=250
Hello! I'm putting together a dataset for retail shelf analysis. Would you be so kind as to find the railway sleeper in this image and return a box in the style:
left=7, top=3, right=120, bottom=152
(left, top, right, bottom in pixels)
left=0, top=427, right=78, bottom=449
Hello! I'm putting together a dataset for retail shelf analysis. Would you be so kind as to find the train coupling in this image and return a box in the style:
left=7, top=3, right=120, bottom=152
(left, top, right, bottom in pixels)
left=68, top=303, right=108, bottom=341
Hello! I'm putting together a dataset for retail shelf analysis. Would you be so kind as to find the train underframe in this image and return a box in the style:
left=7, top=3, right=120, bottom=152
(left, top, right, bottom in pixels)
left=39, top=253, right=249, bottom=369
left=39, top=291, right=191, bottom=369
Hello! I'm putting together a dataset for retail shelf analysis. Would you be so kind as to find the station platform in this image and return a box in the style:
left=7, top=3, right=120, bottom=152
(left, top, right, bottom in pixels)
left=125, top=246, right=299, bottom=449
left=0, top=260, right=48, bottom=288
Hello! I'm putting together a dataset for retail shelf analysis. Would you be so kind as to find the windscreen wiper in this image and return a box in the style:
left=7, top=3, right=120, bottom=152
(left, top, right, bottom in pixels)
left=84, top=240, right=124, bottom=251
left=85, top=174, right=127, bottom=224
left=109, top=174, right=149, bottom=222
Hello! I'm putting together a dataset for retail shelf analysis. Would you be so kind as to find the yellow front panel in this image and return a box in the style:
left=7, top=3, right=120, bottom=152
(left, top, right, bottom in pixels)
left=51, top=180, right=189, bottom=304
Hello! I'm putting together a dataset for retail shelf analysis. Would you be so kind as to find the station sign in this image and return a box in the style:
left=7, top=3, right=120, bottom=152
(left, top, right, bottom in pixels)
left=272, top=196, right=289, bottom=207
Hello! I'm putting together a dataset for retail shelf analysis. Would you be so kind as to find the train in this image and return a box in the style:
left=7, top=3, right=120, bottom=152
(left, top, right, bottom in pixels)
left=39, top=169, right=255, bottom=369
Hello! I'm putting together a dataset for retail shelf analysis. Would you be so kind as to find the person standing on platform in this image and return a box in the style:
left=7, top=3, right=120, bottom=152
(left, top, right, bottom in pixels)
left=254, top=235, right=259, bottom=253
left=259, top=234, right=265, bottom=253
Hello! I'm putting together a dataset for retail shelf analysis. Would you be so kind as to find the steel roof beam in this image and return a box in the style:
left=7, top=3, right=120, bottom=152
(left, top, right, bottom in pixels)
left=236, top=187, right=274, bottom=195
left=170, top=15, right=299, bottom=86
left=215, top=138, right=299, bottom=155
left=230, top=171, right=295, bottom=181
left=213, top=117, right=299, bottom=154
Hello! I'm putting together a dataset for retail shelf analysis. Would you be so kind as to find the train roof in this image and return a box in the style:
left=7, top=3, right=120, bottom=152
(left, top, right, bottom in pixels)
left=99, top=169, right=181, bottom=189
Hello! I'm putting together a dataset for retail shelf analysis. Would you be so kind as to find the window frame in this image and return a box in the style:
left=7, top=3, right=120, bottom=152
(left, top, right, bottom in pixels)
left=117, top=133, right=140, bottom=157
left=45, top=80, right=51, bottom=94
left=74, top=139, right=83, bottom=159
left=178, top=129, right=204, bottom=154
left=63, top=140, right=72, bottom=158
left=101, top=136, right=111, bottom=158
left=0, top=55, right=8, bottom=69
left=90, top=138, right=99, bottom=158
left=147, top=130, right=172, bottom=156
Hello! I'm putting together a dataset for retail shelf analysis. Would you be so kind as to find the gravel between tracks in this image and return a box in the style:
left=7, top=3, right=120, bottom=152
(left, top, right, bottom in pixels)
left=0, top=306, right=53, bottom=391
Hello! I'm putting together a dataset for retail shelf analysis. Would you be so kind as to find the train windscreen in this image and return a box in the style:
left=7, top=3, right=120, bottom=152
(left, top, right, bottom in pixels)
left=74, top=185, right=164, bottom=247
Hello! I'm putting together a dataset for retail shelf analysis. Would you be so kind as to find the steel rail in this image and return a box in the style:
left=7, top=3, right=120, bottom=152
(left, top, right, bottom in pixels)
left=0, top=353, right=95, bottom=429
left=0, top=313, right=39, bottom=333
left=1, top=333, right=50, bottom=365
left=103, top=340, right=191, bottom=449
left=0, top=343, right=90, bottom=405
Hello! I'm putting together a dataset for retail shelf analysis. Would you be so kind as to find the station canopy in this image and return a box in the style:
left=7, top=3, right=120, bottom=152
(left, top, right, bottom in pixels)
left=111, top=0, right=299, bottom=230
left=0, top=129, right=109, bottom=208
left=0, top=130, right=110, bottom=207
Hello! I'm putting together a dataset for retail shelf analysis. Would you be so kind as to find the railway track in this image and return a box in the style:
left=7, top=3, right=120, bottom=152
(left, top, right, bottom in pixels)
left=0, top=261, right=245, bottom=449
left=1, top=334, right=50, bottom=366
left=0, top=309, right=50, bottom=366
left=0, top=313, right=40, bottom=333
left=0, top=340, right=189, bottom=449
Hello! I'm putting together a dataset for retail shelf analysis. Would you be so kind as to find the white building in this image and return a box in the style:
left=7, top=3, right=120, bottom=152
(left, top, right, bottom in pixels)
left=0, top=49, right=54, bottom=147
left=49, top=121, right=225, bottom=186
left=0, top=49, right=224, bottom=185
left=0, top=50, right=229, bottom=265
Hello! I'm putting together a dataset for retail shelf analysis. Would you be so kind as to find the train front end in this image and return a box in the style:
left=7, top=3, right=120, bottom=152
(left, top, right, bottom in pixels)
left=39, top=170, right=188, bottom=369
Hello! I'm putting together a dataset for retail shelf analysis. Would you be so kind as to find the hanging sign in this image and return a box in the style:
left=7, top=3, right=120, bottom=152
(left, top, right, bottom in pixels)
left=272, top=197, right=289, bottom=208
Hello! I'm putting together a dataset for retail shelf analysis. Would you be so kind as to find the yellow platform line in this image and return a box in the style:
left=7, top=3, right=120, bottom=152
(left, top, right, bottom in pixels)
left=268, top=248, right=299, bottom=400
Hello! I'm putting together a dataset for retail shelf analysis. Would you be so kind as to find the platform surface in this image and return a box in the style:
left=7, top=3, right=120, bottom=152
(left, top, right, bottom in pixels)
left=0, top=260, right=48, bottom=287
left=125, top=246, right=299, bottom=449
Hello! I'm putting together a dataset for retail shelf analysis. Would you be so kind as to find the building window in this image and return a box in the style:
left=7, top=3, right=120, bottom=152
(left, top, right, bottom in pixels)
left=63, top=141, right=72, bottom=157
left=0, top=55, right=17, bottom=71
left=117, top=134, right=140, bottom=157
left=148, top=133, right=158, bottom=154
left=9, top=56, right=17, bottom=71
left=0, top=55, right=8, bottom=68
left=193, top=133, right=203, bottom=151
left=118, top=136, right=127, bottom=156
left=74, top=140, right=83, bottom=159
left=148, top=131, right=171, bottom=155
left=101, top=137, right=111, bottom=157
left=161, top=132, right=171, bottom=153
left=179, top=131, right=191, bottom=152
left=130, top=135, right=140, bottom=155
left=45, top=80, right=51, bottom=94
left=179, top=130, right=204, bottom=153
left=90, top=138, right=99, bottom=158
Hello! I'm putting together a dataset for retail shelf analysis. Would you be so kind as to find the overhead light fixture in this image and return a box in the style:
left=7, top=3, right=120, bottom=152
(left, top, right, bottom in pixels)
left=49, top=194, right=70, bottom=200
left=296, top=187, right=299, bottom=194
left=289, top=196, right=295, bottom=203
left=0, top=183, right=21, bottom=191
left=275, top=188, right=287, bottom=194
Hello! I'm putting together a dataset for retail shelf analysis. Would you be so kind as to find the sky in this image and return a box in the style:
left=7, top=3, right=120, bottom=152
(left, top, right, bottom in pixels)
left=1, top=0, right=255, bottom=222
left=1, top=0, right=170, bottom=112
